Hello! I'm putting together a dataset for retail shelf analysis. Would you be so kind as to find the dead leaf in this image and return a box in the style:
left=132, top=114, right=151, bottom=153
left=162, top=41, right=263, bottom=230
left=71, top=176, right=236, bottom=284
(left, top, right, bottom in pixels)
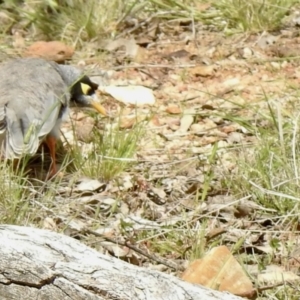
left=67, top=219, right=86, bottom=231
left=258, top=265, right=300, bottom=285
left=221, top=78, right=241, bottom=90
left=119, top=173, right=134, bottom=191
left=190, top=119, right=217, bottom=134
left=181, top=246, right=253, bottom=295
left=75, top=178, right=105, bottom=193
left=150, top=114, right=161, bottom=126
left=227, top=132, right=244, bottom=144
left=205, top=228, right=227, bottom=241
left=103, top=243, right=131, bottom=257
left=270, top=45, right=300, bottom=58
left=100, top=38, right=146, bottom=62
left=119, top=114, right=147, bottom=129
left=119, top=116, right=136, bottom=129
left=163, top=49, right=191, bottom=62
left=148, top=187, right=166, bottom=204
left=100, top=85, right=156, bottom=106
left=221, top=124, right=240, bottom=134
left=177, top=109, right=194, bottom=133
left=216, top=78, right=241, bottom=96
left=190, top=65, right=215, bottom=77
left=234, top=203, right=252, bottom=218
left=136, top=37, right=153, bottom=47
left=43, top=217, right=58, bottom=231
left=166, top=104, right=182, bottom=114
left=24, top=41, right=74, bottom=63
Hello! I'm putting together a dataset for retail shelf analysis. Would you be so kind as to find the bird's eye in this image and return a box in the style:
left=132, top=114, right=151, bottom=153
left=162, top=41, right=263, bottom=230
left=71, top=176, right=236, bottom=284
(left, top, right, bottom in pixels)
left=80, top=82, right=92, bottom=95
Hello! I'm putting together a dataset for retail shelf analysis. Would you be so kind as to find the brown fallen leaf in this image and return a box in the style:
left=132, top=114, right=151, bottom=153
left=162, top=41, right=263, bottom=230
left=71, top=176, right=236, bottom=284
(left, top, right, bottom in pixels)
left=205, top=228, right=227, bottom=241
left=136, top=37, right=154, bottom=47
left=258, top=265, right=300, bottom=285
left=190, top=65, right=215, bottom=77
left=215, top=78, right=241, bottom=96
left=181, top=245, right=253, bottom=296
left=150, top=114, right=161, bottom=126
left=120, top=116, right=136, bottom=129
left=166, top=104, right=182, bottom=114
left=75, top=178, right=106, bottom=193
left=190, top=119, right=217, bottom=134
left=119, top=114, right=147, bottom=129
left=270, top=45, right=300, bottom=58
left=23, top=41, right=74, bottom=63
left=163, top=49, right=191, bottom=62
left=221, top=124, right=240, bottom=134
left=100, top=38, right=147, bottom=62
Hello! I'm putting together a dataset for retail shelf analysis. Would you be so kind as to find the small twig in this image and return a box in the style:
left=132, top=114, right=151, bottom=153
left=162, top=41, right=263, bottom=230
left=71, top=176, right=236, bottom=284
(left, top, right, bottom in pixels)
left=116, top=11, right=175, bottom=39
left=249, top=180, right=300, bottom=202
left=108, top=56, right=300, bottom=72
left=111, top=63, right=197, bottom=71
left=236, top=283, right=287, bottom=299
left=84, top=228, right=183, bottom=271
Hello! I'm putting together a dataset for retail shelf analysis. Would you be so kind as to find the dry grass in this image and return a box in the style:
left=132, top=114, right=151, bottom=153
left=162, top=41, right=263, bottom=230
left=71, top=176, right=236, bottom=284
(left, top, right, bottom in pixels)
left=0, top=0, right=297, bottom=42
left=67, top=117, right=145, bottom=181
left=0, top=1, right=299, bottom=299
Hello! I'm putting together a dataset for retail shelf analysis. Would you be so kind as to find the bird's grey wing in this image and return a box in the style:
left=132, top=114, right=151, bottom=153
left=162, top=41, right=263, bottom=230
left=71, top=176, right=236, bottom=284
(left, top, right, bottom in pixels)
left=3, top=91, right=62, bottom=159
left=0, top=58, right=69, bottom=159
left=0, top=105, right=5, bottom=133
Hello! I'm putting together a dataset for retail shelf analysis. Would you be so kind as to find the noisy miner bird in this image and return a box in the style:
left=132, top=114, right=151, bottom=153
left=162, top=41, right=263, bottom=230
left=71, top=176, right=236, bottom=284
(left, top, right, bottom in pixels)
left=0, top=57, right=106, bottom=177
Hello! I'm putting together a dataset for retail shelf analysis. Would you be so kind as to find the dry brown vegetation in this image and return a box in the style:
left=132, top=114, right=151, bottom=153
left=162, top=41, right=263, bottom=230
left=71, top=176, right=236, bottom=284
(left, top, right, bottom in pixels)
left=1, top=0, right=300, bottom=298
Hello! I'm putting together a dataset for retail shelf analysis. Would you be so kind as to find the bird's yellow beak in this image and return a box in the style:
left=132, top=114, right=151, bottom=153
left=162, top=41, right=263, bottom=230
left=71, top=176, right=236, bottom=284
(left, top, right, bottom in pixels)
left=89, top=100, right=106, bottom=116
left=80, top=83, right=106, bottom=116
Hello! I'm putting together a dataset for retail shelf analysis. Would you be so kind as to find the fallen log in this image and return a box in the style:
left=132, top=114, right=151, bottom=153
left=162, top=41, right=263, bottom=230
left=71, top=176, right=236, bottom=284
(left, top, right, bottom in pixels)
left=0, top=225, right=243, bottom=300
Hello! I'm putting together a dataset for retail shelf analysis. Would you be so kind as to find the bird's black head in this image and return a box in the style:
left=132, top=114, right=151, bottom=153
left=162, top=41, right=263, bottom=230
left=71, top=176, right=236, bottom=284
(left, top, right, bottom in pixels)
left=57, top=64, right=106, bottom=116
left=71, top=75, right=98, bottom=101
left=70, top=75, right=106, bottom=116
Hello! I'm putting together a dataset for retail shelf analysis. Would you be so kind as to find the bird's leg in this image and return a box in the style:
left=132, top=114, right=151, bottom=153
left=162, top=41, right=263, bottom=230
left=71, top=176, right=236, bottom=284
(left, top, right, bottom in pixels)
left=45, top=135, right=57, bottom=178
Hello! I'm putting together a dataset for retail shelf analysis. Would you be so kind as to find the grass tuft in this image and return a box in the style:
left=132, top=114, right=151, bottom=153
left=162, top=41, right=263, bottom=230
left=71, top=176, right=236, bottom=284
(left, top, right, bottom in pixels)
left=0, top=0, right=298, bottom=40
left=0, top=161, right=31, bottom=224
left=0, top=0, right=131, bottom=42
left=222, top=95, right=300, bottom=216
left=68, top=117, right=145, bottom=181
left=213, top=0, right=297, bottom=33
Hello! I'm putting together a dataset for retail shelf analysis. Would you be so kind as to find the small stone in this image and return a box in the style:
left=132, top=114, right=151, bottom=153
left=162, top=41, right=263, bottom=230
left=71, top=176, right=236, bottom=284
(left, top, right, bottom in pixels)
left=242, top=47, right=253, bottom=59
left=270, top=62, right=281, bottom=69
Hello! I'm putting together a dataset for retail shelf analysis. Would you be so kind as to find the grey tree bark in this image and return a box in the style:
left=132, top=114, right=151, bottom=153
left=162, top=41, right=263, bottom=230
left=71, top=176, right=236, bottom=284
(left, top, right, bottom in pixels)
left=0, top=225, right=243, bottom=300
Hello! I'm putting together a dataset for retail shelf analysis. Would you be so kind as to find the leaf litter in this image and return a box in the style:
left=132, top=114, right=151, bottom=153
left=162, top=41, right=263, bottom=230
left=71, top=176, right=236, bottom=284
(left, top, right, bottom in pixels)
left=4, top=13, right=300, bottom=299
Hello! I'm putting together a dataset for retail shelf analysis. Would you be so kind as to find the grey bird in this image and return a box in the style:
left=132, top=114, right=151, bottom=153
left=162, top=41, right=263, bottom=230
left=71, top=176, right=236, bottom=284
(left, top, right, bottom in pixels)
left=0, top=57, right=106, bottom=177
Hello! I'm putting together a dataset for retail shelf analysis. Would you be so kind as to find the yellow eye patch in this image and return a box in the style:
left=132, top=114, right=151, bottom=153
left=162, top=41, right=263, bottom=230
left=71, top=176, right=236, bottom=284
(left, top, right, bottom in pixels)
left=80, top=83, right=92, bottom=95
